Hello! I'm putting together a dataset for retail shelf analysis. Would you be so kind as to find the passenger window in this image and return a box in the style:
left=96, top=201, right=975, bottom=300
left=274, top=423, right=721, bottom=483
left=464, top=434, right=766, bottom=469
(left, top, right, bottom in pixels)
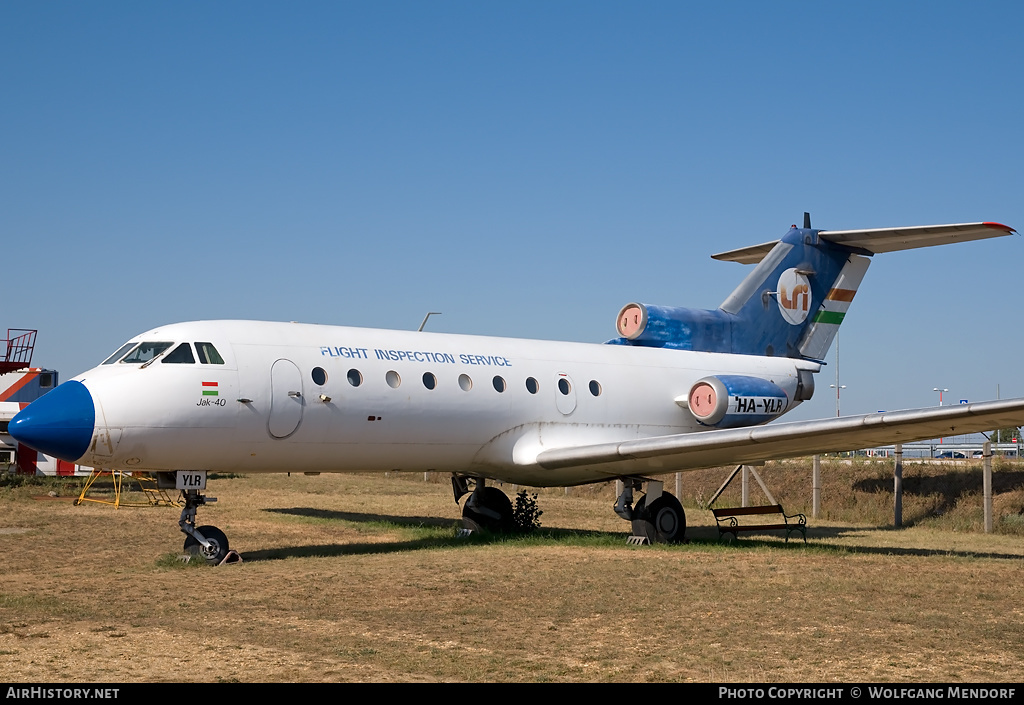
left=492, top=376, right=506, bottom=393
left=423, top=372, right=437, bottom=390
left=312, top=367, right=327, bottom=385
left=120, top=342, right=173, bottom=364
left=459, top=374, right=473, bottom=391
left=195, top=342, right=225, bottom=365
left=347, top=369, right=363, bottom=387
left=558, top=378, right=571, bottom=395
left=589, top=380, right=602, bottom=396
left=386, top=370, right=401, bottom=388
left=162, top=343, right=196, bottom=364
left=102, top=342, right=138, bottom=365
left=525, top=377, right=539, bottom=394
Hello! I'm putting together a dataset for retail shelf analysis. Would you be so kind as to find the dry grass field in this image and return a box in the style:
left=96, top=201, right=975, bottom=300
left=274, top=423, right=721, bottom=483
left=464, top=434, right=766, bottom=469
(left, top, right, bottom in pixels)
left=2, top=461, right=1023, bottom=683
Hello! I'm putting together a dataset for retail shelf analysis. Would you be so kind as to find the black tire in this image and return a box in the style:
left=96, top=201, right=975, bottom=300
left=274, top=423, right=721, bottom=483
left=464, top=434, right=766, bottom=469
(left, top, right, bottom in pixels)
left=630, top=493, right=686, bottom=544
left=183, top=525, right=229, bottom=564
left=462, top=486, right=514, bottom=533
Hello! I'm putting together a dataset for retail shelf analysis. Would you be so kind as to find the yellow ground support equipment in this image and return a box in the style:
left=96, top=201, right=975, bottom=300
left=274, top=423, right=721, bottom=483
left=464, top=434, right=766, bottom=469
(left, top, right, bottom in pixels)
left=75, top=469, right=180, bottom=508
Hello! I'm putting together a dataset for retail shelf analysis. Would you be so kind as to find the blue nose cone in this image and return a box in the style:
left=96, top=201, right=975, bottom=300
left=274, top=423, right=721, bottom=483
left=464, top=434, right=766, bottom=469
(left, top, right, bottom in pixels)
left=9, top=380, right=95, bottom=462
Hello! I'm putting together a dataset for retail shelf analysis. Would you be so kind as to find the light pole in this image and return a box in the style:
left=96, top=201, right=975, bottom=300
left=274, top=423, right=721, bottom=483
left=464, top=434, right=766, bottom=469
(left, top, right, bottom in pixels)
left=830, top=383, right=846, bottom=417
left=934, top=387, right=949, bottom=445
left=830, top=331, right=846, bottom=417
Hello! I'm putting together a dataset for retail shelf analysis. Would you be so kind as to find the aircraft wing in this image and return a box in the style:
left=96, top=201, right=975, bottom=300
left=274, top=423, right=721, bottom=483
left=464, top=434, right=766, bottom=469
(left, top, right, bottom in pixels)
left=712, top=222, right=1016, bottom=264
left=534, top=398, right=1024, bottom=477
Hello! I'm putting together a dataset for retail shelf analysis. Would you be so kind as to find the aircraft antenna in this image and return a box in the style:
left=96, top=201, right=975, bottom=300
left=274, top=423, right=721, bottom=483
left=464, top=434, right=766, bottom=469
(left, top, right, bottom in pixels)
left=803, top=212, right=812, bottom=229
left=418, top=312, right=442, bottom=332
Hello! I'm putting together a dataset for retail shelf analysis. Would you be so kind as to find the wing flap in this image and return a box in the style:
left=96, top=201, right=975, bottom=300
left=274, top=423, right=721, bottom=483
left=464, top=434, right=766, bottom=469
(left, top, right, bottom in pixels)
left=535, top=398, right=1024, bottom=477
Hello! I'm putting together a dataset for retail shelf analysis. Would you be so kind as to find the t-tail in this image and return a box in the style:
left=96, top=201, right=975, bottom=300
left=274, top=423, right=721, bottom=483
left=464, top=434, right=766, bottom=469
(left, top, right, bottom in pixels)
left=609, top=215, right=1015, bottom=361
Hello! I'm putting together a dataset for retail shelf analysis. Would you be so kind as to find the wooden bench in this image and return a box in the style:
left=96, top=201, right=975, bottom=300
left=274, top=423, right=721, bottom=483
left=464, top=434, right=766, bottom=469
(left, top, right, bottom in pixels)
left=712, top=504, right=807, bottom=543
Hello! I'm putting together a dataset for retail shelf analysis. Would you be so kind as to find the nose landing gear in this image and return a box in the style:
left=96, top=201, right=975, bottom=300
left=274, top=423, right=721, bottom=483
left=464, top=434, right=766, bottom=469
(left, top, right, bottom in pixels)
left=183, top=524, right=229, bottom=563
left=179, top=488, right=232, bottom=564
left=156, top=471, right=238, bottom=565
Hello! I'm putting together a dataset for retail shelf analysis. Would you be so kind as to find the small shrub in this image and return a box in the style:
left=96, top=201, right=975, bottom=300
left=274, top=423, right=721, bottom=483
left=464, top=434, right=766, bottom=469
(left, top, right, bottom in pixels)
left=1000, top=513, right=1024, bottom=534
left=512, top=490, right=543, bottom=532
left=693, top=489, right=710, bottom=510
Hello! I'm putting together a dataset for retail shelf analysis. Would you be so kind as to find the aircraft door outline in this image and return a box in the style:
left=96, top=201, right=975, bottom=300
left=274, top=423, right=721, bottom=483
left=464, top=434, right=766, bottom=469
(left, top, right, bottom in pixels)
left=269, top=358, right=304, bottom=438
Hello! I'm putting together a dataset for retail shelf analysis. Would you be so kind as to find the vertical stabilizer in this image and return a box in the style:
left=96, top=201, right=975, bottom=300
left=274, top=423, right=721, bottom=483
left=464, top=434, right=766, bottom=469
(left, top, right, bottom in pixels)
left=716, top=224, right=862, bottom=358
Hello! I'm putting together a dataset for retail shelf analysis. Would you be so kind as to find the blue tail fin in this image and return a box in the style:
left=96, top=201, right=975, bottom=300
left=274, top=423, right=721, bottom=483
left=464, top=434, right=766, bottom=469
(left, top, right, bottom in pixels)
left=611, top=218, right=1015, bottom=359
left=609, top=218, right=1014, bottom=364
left=610, top=221, right=870, bottom=360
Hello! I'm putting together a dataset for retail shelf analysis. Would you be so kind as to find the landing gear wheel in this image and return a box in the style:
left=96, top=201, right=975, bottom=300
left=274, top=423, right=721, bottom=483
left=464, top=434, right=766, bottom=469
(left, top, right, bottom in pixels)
left=631, top=493, right=686, bottom=544
left=183, top=525, right=229, bottom=564
left=462, top=486, right=514, bottom=533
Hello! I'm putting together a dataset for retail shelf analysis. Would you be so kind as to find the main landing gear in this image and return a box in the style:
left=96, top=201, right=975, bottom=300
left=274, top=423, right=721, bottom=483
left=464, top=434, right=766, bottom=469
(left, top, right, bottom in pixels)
left=614, top=478, right=686, bottom=544
left=449, top=474, right=686, bottom=544
left=452, top=475, right=514, bottom=532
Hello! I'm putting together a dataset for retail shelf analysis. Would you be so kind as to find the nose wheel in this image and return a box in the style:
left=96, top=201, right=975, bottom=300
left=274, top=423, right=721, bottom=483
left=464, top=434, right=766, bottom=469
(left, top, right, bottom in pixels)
left=183, top=525, right=229, bottom=563
left=178, top=488, right=232, bottom=564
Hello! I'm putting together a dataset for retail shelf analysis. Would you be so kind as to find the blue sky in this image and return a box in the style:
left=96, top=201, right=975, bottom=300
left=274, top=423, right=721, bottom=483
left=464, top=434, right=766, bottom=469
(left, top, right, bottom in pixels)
left=3, top=1, right=1022, bottom=420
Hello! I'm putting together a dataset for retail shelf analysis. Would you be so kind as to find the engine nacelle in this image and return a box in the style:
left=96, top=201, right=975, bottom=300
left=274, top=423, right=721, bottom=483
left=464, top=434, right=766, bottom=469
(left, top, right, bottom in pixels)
left=615, top=302, right=733, bottom=352
left=686, top=375, right=789, bottom=428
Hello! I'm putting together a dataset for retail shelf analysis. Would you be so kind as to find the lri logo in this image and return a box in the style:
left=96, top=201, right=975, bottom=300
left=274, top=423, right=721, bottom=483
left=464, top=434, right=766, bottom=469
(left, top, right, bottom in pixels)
left=777, top=268, right=811, bottom=325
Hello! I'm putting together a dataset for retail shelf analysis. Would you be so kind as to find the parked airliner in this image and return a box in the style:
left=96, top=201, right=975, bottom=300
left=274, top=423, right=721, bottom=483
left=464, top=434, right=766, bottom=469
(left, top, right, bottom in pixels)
left=11, top=216, right=1024, bottom=562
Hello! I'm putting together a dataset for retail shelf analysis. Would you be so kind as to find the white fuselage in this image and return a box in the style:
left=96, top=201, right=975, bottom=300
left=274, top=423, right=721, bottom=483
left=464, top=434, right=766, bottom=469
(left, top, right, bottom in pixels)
left=75, top=320, right=816, bottom=486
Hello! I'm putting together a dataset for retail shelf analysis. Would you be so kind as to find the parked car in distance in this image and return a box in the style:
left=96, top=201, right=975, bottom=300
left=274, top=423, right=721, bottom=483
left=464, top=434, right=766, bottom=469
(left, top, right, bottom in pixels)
left=935, top=451, right=966, bottom=459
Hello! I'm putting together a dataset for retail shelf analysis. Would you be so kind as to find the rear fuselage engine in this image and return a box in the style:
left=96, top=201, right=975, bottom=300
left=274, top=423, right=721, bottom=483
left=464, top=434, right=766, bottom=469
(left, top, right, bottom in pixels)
left=687, top=375, right=789, bottom=428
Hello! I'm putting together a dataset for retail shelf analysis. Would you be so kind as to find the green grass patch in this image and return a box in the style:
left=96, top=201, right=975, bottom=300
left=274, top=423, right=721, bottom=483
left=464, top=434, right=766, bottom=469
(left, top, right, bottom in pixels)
left=0, top=474, right=87, bottom=491
left=0, top=593, right=90, bottom=619
left=155, top=552, right=216, bottom=569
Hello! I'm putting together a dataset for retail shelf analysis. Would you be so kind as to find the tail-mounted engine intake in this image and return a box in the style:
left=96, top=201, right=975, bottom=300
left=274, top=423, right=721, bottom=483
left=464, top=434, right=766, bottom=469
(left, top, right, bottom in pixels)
left=684, top=375, right=789, bottom=428
left=616, top=302, right=728, bottom=349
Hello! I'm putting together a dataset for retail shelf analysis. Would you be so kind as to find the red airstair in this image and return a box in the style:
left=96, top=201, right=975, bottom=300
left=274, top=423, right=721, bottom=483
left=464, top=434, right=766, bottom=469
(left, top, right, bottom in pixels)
left=0, top=329, right=37, bottom=374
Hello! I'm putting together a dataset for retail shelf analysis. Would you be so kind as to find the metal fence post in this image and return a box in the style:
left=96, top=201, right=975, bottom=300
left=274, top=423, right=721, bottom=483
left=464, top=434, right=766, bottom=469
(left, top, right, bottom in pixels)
left=894, top=443, right=903, bottom=528
left=812, top=455, right=821, bottom=518
left=984, top=441, right=993, bottom=533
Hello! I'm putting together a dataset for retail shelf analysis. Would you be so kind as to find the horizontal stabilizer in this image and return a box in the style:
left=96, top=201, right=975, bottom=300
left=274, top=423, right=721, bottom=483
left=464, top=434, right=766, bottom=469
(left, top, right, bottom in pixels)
left=819, top=221, right=1016, bottom=253
left=534, top=398, right=1024, bottom=477
left=711, top=240, right=780, bottom=264
left=712, top=222, right=1016, bottom=264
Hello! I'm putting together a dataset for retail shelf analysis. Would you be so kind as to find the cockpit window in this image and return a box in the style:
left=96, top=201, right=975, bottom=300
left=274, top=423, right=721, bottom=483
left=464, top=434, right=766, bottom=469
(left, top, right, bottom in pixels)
left=120, top=342, right=173, bottom=364
left=162, top=343, right=195, bottom=364
left=195, top=342, right=225, bottom=365
left=102, top=342, right=139, bottom=365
